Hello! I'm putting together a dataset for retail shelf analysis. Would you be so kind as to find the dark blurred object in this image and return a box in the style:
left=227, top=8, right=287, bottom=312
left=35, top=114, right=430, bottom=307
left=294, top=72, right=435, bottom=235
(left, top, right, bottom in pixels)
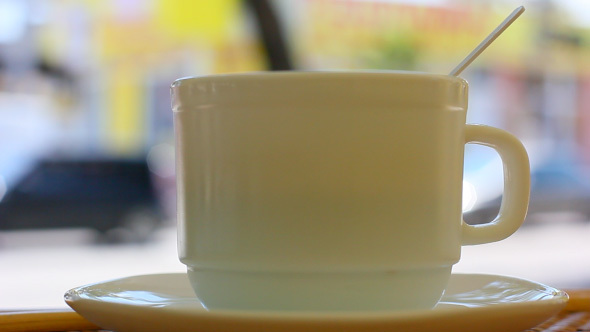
left=0, top=158, right=164, bottom=243
left=35, top=58, right=74, bottom=85
left=465, top=161, right=590, bottom=225
left=245, top=0, right=293, bottom=70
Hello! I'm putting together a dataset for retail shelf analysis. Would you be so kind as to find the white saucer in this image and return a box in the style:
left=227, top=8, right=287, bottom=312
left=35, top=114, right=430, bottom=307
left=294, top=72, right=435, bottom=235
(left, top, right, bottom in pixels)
left=65, top=273, right=567, bottom=332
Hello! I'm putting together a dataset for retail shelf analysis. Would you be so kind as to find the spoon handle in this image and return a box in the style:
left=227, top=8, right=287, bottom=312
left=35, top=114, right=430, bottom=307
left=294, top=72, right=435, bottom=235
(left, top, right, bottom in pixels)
left=450, top=6, right=525, bottom=76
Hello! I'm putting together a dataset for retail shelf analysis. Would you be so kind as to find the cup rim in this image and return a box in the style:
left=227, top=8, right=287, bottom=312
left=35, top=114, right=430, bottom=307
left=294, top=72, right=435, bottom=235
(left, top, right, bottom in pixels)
left=171, top=70, right=467, bottom=88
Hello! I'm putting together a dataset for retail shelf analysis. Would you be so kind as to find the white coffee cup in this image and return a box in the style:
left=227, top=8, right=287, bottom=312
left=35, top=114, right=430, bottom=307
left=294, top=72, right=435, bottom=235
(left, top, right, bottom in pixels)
left=171, top=71, right=530, bottom=311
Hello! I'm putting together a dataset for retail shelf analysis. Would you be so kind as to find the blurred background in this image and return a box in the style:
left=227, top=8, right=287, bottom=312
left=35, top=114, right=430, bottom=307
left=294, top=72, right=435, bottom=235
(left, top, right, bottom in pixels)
left=1, top=0, right=590, bottom=309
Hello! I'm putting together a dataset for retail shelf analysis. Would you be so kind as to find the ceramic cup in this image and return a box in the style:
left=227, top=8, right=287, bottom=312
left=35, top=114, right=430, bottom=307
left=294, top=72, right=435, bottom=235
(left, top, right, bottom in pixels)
left=171, top=71, right=530, bottom=311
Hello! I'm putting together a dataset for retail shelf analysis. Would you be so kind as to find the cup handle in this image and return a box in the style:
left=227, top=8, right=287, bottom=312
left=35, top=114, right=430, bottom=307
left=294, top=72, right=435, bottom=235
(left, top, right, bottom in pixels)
left=461, top=124, right=530, bottom=245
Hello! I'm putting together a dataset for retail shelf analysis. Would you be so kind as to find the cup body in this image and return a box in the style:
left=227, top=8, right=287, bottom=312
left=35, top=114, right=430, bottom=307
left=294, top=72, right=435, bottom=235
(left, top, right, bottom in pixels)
left=172, top=71, right=469, bottom=311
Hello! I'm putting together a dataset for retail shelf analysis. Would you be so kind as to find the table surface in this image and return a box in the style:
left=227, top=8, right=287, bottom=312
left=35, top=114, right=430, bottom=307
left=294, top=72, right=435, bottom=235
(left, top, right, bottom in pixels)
left=1, top=290, right=589, bottom=332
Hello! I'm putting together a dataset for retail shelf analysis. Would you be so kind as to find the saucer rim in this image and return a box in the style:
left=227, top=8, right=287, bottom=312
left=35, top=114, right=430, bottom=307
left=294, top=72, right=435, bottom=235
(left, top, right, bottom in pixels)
left=65, top=272, right=568, bottom=320
left=65, top=273, right=569, bottom=332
